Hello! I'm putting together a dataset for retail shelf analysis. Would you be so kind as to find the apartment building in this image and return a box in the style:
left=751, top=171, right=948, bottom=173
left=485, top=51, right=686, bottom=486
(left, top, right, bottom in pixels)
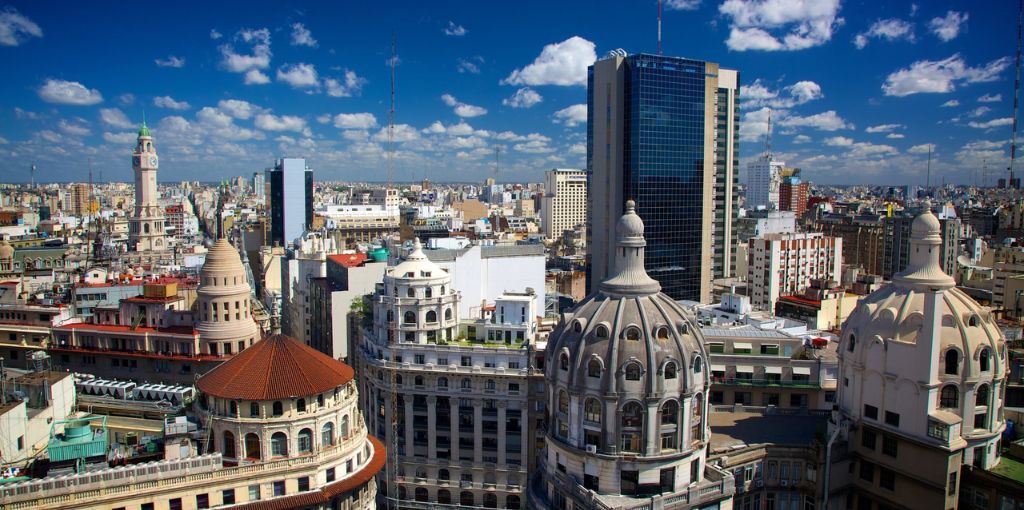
left=748, top=232, right=843, bottom=313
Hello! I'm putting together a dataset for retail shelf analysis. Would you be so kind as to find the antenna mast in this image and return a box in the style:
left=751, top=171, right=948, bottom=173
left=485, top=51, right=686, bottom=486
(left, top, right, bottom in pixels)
left=926, top=145, right=932, bottom=192
left=658, top=0, right=663, bottom=55
left=1011, top=0, right=1023, bottom=189
left=30, top=163, right=35, bottom=189
left=387, top=32, right=396, bottom=190
left=765, top=109, right=772, bottom=159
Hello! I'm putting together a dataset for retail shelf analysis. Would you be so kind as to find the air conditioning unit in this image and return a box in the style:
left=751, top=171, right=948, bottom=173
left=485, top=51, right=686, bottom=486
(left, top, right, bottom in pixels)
left=585, top=445, right=597, bottom=454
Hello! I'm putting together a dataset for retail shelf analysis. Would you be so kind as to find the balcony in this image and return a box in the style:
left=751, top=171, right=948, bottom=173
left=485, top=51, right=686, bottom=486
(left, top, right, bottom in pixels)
left=711, top=376, right=820, bottom=389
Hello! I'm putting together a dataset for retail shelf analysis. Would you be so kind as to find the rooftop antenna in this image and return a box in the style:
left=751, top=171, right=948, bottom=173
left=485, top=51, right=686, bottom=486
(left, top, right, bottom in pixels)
left=1010, top=0, right=1023, bottom=189
left=30, top=162, right=35, bottom=189
left=765, top=109, right=773, bottom=159
left=387, top=32, right=396, bottom=190
left=658, top=0, right=663, bottom=55
left=926, top=145, right=932, bottom=191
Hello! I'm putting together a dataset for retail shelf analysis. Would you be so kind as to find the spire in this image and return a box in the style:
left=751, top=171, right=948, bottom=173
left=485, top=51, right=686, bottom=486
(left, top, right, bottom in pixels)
left=893, top=206, right=955, bottom=290
left=599, top=200, right=661, bottom=297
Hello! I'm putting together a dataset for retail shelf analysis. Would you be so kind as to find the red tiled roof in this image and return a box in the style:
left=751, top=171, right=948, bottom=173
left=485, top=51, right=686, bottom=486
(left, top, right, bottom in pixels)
left=327, top=253, right=367, bottom=268
left=196, top=334, right=354, bottom=400
left=229, top=435, right=385, bottom=510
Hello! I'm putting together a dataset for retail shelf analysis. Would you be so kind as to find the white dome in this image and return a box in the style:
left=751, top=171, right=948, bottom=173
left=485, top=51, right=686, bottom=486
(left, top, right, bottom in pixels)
left=388, top=239, right=448, bottom=282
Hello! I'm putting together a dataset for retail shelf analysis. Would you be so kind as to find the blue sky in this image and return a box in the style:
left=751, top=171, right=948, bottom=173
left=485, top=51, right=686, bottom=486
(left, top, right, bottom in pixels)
left=0, top=0, right=1014, bottom=185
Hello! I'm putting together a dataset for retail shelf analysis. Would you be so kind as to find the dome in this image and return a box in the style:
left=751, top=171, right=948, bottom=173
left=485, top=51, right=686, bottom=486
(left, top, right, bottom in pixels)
left=388, top=238, right=447, bottom=282
left=615, top=199, right=645, bottom=243
left=911, top=208, right=942, bottom=243
left=0, top=239, right=13, bottom=259
left=138, top=122, right=151, bottom=137
left=201, top=238, right=245, bottom=277
left=197, top=333, right=355, bottom=401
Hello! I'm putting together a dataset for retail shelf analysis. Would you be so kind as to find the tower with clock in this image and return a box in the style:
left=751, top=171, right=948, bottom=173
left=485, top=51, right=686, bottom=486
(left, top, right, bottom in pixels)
left=128, top=123, right=168, bottom=253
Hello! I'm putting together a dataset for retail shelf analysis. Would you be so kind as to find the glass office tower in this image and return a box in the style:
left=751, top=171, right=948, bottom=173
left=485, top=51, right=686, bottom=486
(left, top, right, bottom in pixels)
left=267, top=158, right=314, bottom=248
left=587, top=53, right=738, bottom=303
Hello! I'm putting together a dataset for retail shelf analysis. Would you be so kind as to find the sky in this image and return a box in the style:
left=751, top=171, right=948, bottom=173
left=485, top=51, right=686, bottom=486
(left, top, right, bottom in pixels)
left=0, top=0, right=1014, bottom=185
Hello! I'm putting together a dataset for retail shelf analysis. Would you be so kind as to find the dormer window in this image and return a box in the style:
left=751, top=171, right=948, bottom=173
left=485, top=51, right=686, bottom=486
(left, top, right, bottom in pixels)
left=421, top=271, right=431, bottom=277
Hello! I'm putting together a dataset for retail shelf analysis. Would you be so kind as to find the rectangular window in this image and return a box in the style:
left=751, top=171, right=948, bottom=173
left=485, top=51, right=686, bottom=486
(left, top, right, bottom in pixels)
left=885, top=411, right=900, bottom=428
left=169, top=499, right=182, bottom=510
left=928, top=420, right=950, bottom=441
left=691, top=459, right=700, bottom=483
left=859, top=461, right=874, bottom=482
left=196, top=494, right=209, bottom=509
left=863, top=404, right=878, bottom=420
left=142, top=505, right=155, bottom=510
left=880, top=468, right=895, bottom=491
left=659, top=468, right=675, bottom=493
left=272, top=480, right=285, bottom=496
left=249, top=485, right=260, bottom=501
left=297, top=476, right=310, bottom=492
left=948, top=472, right=957, bottom=495
left=861, top=429, right=876, bottom=450
left=222, top=489, right=235, bottom=505
left=584, top=473, right=599, bottom=491
left=621, top=470, right=639, bottom=496
left=882, top=435, right=898, bottom=457
left=326, top=467, right=336, bottom=483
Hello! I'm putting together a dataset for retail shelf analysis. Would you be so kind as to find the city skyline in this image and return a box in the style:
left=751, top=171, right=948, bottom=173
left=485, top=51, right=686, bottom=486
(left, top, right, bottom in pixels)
left=0, top=0, right=1016, bottom=185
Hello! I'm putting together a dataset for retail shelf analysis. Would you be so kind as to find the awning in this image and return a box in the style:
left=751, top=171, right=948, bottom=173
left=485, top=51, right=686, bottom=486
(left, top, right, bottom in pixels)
left=710, top=364, right=726, bottom=373
left=792, top=366, right=812, bottom=375
left=764, top=366, right=783, bottom=375
left=736, top=365, right=754, bottom=373
left=733, top=342, right=753, bottom=350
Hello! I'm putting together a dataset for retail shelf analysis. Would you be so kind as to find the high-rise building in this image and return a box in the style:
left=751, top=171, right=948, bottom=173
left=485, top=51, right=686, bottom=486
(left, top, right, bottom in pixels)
left=779, top=175, right=809, bottom=218
left=252, top=171, right=265, bottom=200
left=587, top=52, right=738, bottom=302
left=69, top=183, right=91, bottom=218
left=128, top=123, right=167, bottom=252
left=747, top=232, right=843, bottom=313
left=267, top=158, right=313, bottom=247
left=746, top=155, right=785, bottom=211
left=542, top=168, right=587, bottom=241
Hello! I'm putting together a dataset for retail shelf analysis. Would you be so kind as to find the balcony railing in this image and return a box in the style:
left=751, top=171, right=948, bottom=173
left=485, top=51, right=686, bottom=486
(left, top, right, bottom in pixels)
left=710, top=376, right=820, bottom=388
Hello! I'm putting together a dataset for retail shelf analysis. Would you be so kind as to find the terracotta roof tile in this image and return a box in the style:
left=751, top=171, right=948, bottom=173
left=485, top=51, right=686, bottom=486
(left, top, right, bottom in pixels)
left=196, top=334, right=354, bottom=400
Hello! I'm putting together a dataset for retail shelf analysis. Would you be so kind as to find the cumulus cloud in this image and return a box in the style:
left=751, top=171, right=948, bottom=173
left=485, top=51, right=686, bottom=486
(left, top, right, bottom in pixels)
left=865, top=123, right=903, bottom=133
left=103, top=132, right=137, bottom=144
left=155, top=55, right=185, bottom=68
left=742, top=79, right=823, bottom=109
left=373, top=124, right=421, bottom=143
left=665, top=0, right=701, bottom=10
left=778, top=110, right=852, bottom=131
left=325, top=71, right=366, bottom=97
left=825, top=136, right=854, bottom=146
left=882, top=54, right=1011, bottom=97
left=118, top=93, right=135, bottom=106
left=220, top=28, right=271, bottom=75
left=441, top=94, right=487, bottom=118
left=290, top=22, right=317, bottom=47
left=244, top=69, right=270, bottom=85
left=853, top=18, right=914, bottom=49
left=58, top=119, right=90, bottom=137
left=254, top=113, right=310, bottom=136
left=978, top=93, right=1001, bottom=103
left=968, top=117, right=1012, bottom=129
left=929, top=11, right=968, bottom=42
left=277, top=63, right=319, bottom=88
left=332, top=113, right=378, bottom=129
left=209, top=29, right=223, bottom=40
left=217, top=99, right=260, bottom=119
left=153, top=95, right=190, bottom=110
left=552, top=104, right=587, bottom=127
left=503, top=88, right=543, bottom=108
left=99, top=108, right=134, bottom=129
left=719, top=0, right=842, bottom=51
left=0, top=6, right=42, bottom=46
left=941, top=99, right=960, bottom=107
left=457, top=57, right=483, bottom=74
left=967, top=106, right=992, bottom=118
left=37, top=79, right=103, bottom=105
left=909, top=143, right=936, bottom=154
left=846, top=142, right=898, bottom=158
left=444, top=21, right=467, bottom=36
left=503, top=36, right=596, bottom=86
left=886, top=133, right=905, bottom=139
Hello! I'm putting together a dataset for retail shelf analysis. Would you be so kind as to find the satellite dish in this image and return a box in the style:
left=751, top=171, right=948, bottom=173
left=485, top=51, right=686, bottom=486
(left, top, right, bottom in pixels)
left=606, top=48, right=628, bottom=58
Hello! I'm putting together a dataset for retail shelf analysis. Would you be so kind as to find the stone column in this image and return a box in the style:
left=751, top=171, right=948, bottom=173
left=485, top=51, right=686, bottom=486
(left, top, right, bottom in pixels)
left=645, top=399, right=659, bottom=456
left=497, top=400, right=508, bottom=465
left=474, top=399, right=484, bottom=463
left=427, top=395, right=437, bottom=460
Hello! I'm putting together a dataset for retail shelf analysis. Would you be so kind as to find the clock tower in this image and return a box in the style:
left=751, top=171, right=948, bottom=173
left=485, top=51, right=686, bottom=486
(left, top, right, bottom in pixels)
left=128, top=123, right=168, bottom=252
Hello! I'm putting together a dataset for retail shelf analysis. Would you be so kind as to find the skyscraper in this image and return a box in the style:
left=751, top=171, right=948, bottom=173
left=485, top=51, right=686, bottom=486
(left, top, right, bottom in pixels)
left=267, top=157, right=313, bottom=247
left=746, top=155, right=785, bottom=211
left=541, top=168, right=587, bottom=241
left=587, top=52, right=738, bottom=303
left=128, top=123, right=167, bottom=252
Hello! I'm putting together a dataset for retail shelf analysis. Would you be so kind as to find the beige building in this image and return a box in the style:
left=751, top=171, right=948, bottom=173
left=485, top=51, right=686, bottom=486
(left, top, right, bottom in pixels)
left=195, top=238, right=262, bottom=356
left=541, top=168, right=586, bottom=241
left=748, top=232, right=843, bottom=313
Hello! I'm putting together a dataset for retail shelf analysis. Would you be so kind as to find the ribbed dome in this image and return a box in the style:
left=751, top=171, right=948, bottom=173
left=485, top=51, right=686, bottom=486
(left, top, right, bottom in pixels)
left=894, top=208, right=955, bottom=289
left=201, top=239, right=245, bottom=277
left=389, top=238, right=447, bottom=281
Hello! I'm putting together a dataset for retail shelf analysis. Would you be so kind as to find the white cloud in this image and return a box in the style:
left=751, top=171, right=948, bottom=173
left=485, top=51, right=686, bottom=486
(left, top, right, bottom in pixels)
left=373, top=124, right=421, bottom=143
left=503, top=36, right=596, bottom=86
left=825, top=136, right=854, bottom=146
left=0, top=6, right=42, bottom=46
left=742, top=79, right=822, bottom=109
left=99, top=108, right=134, bottom=129
left=220, top=28, right=271, bottom=74
left=457, top=57, right=482, bottom=74
left=865, top=123, right=903, bottom=133
left=209, top=29, right=223, bottom=40
left=941, top=99, right=960, bottom=107
left=963, top=140, right=1005, bottom=150
left=792, top=134, right=811, bottom=144
left=909, top=143, right=936, bottom=154
left=118, top=93, right=135, bottom=106
left=244, top=69, right=270, bottom=85
left=967, top=106, right=992, bottom=118
left=153, top=95, right=191, bottom=110
left=739, top=106, right=773, bottom=142
left=978, top=93, right=1002, bottom=103
left=847, top=142, right=898, bottom=158
left=444, top=21, right=467, bottom=36
left=103, top=131, right=137, bottom=144
left=853, top=18, right=914, bottom=49
left=719, top=0, right=842, bottom=51
left=423, top=121, right=447, bottom=134
left=155, top=55, right=185, bottom=68
left=217, top=99, right=260, bottom=119
left=552, top=104, right=587, bottom=127
left=441, top=94, right=487, bottom=118
left=665, top=0, right=701, bottom=10
left=58, top=119, right=90, bottom=137
left=882, top=54, right=1011, bottom=97
left=254, top=113, right=309, bottom=134
left=968, top=117, right=1013, bottom=129
left=503, top=88, right=543, bottom=108
left=514, top=139, right=555, bottom=154
left=276, top=63, right=319, bottom=88
left=325, top=70, right=366, bottom=97
left=290, top=22, right=317, bottom=47
left=341, top=130, right=369, bottom=141
left=778, top=110, right=852, bottom=131
left=332, top=113, right=378, bottom=129
left=929, top=11, right=968, bottom=42
left=37, top=79, right=103, bottom=105
left=886, top=133, right=905, bottom=139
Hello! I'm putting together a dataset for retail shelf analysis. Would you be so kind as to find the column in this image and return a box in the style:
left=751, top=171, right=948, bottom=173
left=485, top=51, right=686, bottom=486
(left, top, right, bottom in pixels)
left=473, top=399, right=483, bottom=464
left=645, top=399, right=659, bottom=456
left=497, top=401, right=507, bottom=465
left=404, top=397, right=414, bottom=459
left=450, top=399, right=460, bottom=461
left=427, top=395, right=437, bottom=460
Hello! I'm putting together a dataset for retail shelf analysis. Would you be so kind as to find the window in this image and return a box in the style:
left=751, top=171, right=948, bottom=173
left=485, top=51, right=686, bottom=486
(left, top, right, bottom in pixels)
left=977, top=384, right=991, bottom=406
left=944, top=349, right=959, bottom=375
left=584, top=398, right=601, bottom=423
left=271, top=432, right=288, bottom=457
left=438, top=377, right=448, bottom=388
left=248, top=485, right=260, bottom=501
left=326, top=467, right=336, bottom=483
left=297, top=428, right=312, bottom=453
left=847, top=334, right=856, bottom=352
left=322, top=422, right=334, bottom=446
left=272, top=401, right=283, bottom=416
left=859, top=460, right=874, bottom=482
left=625, top=362, right=642, bottom=381
left=169, top=498, right=182, bottom=510
left=245, top=433, right=261, bottom=459
left=584, top=473, right=599, bottom=491
left=880, top=468, right=895, bottom=491
left=588, top=359, right=602, bottom=377
left=461, top=378, right=472, bottom=390
left=940, top=385, right=959, bottom=408
left=863, top=404, right=878, bottom=420
left=222, top=489, right=235, bottom=505
left=692, top=356, right=702, bottom=373
left=595, top=325, right=609, bottom=338
left=223, top=431, right=236, bottom=458
left=445, top=308, right=453, bottom=321
left=426, top=310, right=437, bottom=323
left=861, top=429, right=876, bottom=450
left=407, top=288, right=415, bottom=298
left=664, top=362, right=677, bottom=380
left=928, top=419, right=950, bottom=441
left=560, top=353, right=569, bottom=371
left=404, top=311, right=416, bottom=324
left=296, top=398, right=306, bottom=413
left=660, top=467, right=675, bottom=493
left=885, top=411, right=900, bottom=428
left=882, top=435, right=898, bottom=457
left=624, top=327, right=641, bottom=341
left=980, top=349, right=991, bottom=371
left=272, top=480, right=285, bottom=496
left=948, top=472, right=957, bottom=495
left=661, top=400, right=679, bottom=425
left=250, top=402, right=259, bottom=417
left=196, top=494, right=209, bottom=509
left=558, top=391, right=569, bottom=413
left=297, top=476, right=310, bottom=492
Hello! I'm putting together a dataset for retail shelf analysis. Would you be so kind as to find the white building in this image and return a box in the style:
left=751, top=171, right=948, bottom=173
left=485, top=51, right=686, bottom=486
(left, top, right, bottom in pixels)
left=541, top=168, right=587, bottom=241
left=746, top=155, right=786, bottom=211
left=747, top=232, right=843, bottom=313
left=283, top=231, right=337, bottom=344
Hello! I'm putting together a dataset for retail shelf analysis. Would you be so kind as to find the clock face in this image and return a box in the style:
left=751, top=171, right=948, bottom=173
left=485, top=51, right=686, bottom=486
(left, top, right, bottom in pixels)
left=149, top=156, right=158, bottom=167
left=132, top=156, right=141, bottom=167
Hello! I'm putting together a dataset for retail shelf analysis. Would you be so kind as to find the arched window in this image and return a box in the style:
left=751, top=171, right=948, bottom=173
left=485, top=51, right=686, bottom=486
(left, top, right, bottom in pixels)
left=426, top=310, right=437, bottom=323
left=460, top=491, right=475, bottom=506
left=271, top=432, right=288, bottom=457
left=426, top=286, right=433, bottom=298
left=322, top=422, right=334, bottom=446
left=461, top=378, right=472, bottom=390
left=229, top=401, right=238, bottom=417
left=341, top=415, right=350, bottom=439
left=404, top=311, right=416, bottom=324
left=693, top=356, right=702, bottom=373
left=625, top=362, right=642, bottom=381
left=558, top=391, right=569, bottom=413
left=584, top=398, right=601, bottom=423
left=485, top=379, right=496, bottom=390
left=143, top=223, right=150, bottom=234
left=847, top=334, right=856, bottom=352
left=980, top=349, right=991, bottom=372
left=396, top=374, right=404, bottom=386
left=439, top=468, right=450, bottom=481
left=407, top=288, right=415, bottom=298
left=560, top=353, right=569, bottom=371
left=244, top=433, right=261, bottom=460
left=296, top=398, right=306, bottom=413
left=297, top=428, right=313, bottom=453
left=272, top=401, right=283, bottom=416
left=415, top=488, right=429, bottom=502
left=445, top=308, right=453, bottom=321
left=573, top=321, right=583, bottom=333
left=438, top=489, right=451, bottom=504
left=692, top=393, right=704, bottom=441
left=656, top=326, right=670, bottom=340
left=506, top=495, right=521, bottom=509
left=588, top=359, right=602, bottom=378
left=621, top=402, right=643, bottom=453
left=441, top=285, right=446, bottom=295
left=940, top=385, right=959, bottom=408
left=596, top=325, right=609, bottom=338
left=624, top=327, right=641, bottom=341
left=664, top=362, right=677, bottom=380
left=484, top=493, right=498, bottom=508
left=945, top=349, right=959, bottom=375
left=977, top=384, right=991, bottom=406
left=223, top=430, right=236, bottom=458
left=438, top=377, right=448, bottom=388
left=655, top=401, right=676, bottom=429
